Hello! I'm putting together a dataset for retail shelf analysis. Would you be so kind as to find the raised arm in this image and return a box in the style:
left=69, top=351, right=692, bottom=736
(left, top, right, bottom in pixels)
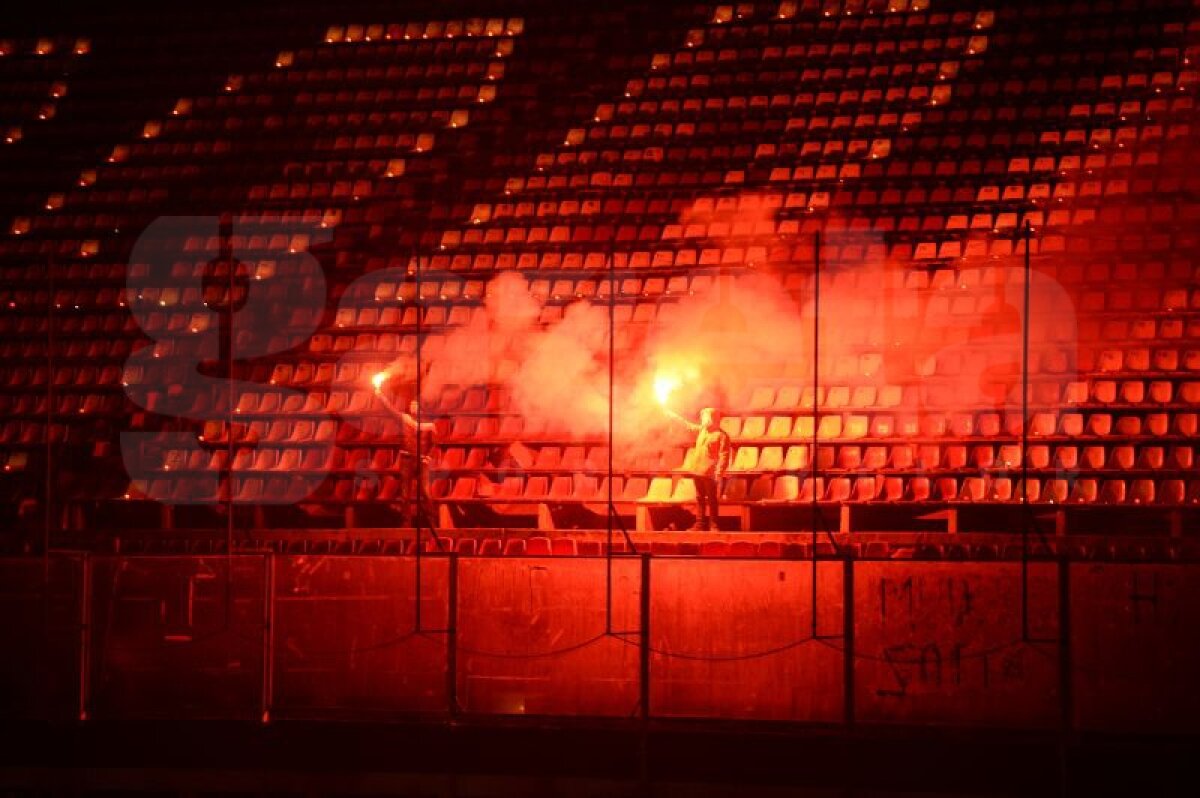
left=663, top=407, right=701, bottom=432
left=400, top=412, right=436, bottom=434
left=374, top=388, right=402, bottom=417
left=375, top=388, right=436, bottom=433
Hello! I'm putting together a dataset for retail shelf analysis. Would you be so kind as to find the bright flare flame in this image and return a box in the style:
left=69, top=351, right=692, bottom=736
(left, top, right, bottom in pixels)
left=654, top=373, right=680, bottom=406
left=371, top=371, right=387, bottom=390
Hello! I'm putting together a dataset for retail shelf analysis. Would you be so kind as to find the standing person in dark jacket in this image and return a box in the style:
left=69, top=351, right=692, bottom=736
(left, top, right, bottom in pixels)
left=666, top=406, right=732, bottom=531
left=374, top=380, right=437, bottom=527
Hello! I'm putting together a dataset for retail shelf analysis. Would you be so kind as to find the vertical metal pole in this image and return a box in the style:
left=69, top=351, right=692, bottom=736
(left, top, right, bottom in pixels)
left=222, top=217, right=236, bottom=636
left=415, top=245, right=424, bottom=539
left=842, top=555, right=854, bottom=729
left=78, top=553, right=91, bottom=720
left=639, top=552, right=651, bottom=791
left=414, top=523, right=423, bottom=629
left=606, top=247, right=615, bottom=633
left=45, top=258, right=55, bottom=554
left=414, top=243, right=424, bottom=630
left=227, top=225, right=235, bottom=552
left=41, top=261, right=56, bottom=719
left=447, top=552, right=459, bottom=716
left=261, top=552, right=274, bottom=722
left=811, top=231, right=821, bottom=636
left=639, top=553, right=651, bottom=719
left=1021, top=221, right=1032, bottom=640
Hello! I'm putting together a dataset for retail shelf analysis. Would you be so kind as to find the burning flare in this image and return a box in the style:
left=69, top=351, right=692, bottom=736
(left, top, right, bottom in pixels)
left=654, top=372, right=681, bottom=406
left=371, top=371, right=388, bottom=391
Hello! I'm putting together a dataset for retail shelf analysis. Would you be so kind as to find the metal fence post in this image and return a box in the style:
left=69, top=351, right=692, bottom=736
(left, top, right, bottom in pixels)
left=640, top=553, right=651, bottom=721
left=261, top=553, right=275, bottom=723
left=638, top=553, right=653, bottom=792
left=843, top=556, right=855, bottom=729
left=78, top=553, right=91, bottom=721
left=1059, top=558, right=1072, bottom=732
left=447, top=552, right=459, bottom=717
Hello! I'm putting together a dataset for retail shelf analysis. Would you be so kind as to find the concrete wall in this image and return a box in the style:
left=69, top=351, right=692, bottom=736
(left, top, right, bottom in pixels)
left=1071, top=563, right=1200, bottom=733
left=649, top=559, right=844, bottom=721
left=1, top=554, right=1197, bottom=732
left=273, top=556, right=449, bottom=715
left=854, top=561, right=1059, bottom=728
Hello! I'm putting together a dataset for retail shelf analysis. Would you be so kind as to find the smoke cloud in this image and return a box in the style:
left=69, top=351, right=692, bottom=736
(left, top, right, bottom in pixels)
left=419, top=267, right=823, bottom=467
left=408, top=183, right=1096, bottom=473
